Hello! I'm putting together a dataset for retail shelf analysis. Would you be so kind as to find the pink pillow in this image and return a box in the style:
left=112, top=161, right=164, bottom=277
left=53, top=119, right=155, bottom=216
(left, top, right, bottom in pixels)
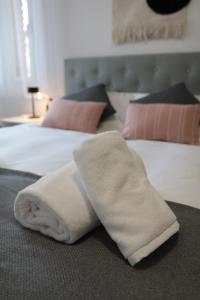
left=42, top=99, right=106, bottom=133
left=122, top=103, right=200, bottom=145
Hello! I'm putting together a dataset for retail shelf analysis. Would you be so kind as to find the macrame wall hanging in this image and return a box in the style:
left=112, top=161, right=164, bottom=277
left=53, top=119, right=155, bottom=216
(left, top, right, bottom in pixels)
left=112, top=0, right=192, bottom=44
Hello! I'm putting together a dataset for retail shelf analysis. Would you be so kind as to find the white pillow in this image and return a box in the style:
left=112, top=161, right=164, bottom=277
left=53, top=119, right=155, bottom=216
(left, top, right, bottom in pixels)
left=107, top=92, right=135, bottom=122
left=108, top=92, right=149, bottom=122
left=195, top=95, right=200, bottom=102
left=97, top=115, right=123, bottom=133
left=132, top=93, right=148, bottom=100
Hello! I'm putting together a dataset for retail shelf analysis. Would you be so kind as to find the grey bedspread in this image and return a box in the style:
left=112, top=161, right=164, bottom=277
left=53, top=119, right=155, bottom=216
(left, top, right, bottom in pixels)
left=0, top=168, right=199, bottom=300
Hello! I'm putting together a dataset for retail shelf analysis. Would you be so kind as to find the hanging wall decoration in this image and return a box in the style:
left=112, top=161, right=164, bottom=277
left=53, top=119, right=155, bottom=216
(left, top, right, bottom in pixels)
left=112, top=0, right=192, bottom=44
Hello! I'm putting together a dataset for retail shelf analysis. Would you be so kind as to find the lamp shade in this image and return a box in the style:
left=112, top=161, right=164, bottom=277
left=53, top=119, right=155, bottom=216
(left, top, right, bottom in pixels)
left=146, top=0, right=191, bottom=15
left=27, top=87, right=39, bottom=93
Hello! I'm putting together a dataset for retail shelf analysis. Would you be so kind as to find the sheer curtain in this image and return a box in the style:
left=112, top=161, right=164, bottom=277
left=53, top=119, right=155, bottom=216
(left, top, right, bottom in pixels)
left=0, top=0, right=28, bottom=117
left=0, top=0, right=64, bottom=118
left=30, top=0, right=65, bottom=100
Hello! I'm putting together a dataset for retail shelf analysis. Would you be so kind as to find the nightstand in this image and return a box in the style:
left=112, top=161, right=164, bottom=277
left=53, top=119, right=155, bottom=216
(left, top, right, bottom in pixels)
left=0, top=114, right=44, bottom=127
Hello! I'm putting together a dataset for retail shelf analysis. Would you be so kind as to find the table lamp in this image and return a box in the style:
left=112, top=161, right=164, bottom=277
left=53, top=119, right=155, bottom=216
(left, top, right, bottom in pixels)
left=27, top=86, right=39, bottom=118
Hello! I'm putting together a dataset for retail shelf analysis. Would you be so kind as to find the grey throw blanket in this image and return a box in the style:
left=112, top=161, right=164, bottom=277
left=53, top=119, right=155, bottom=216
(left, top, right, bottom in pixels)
left=0, top=168, right=200, bottom=300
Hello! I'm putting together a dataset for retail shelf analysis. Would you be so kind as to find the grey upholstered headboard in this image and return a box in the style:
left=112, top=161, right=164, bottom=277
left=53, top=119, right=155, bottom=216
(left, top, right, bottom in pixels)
left=64, top=52, right=200, bottom=95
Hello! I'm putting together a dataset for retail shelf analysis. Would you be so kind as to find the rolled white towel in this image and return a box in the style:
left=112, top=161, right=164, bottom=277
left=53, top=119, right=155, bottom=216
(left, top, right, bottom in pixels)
left=14, top=161, right=99, bottom=243
left=74, top=131, right=180, bottom=266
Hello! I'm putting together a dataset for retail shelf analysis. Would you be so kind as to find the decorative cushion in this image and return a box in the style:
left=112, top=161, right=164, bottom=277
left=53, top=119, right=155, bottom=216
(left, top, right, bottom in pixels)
left=122, top=103, right=200, bottom=145
left=130, top=83, right=199, bottom=105
left=42, top=100, right=106, bottom=133
left=62, top=84, right=115, bottom=121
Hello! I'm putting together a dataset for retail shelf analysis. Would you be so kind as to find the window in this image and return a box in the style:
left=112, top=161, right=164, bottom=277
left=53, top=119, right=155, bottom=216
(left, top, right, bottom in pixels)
left=20, top=0, right=32, bottom=78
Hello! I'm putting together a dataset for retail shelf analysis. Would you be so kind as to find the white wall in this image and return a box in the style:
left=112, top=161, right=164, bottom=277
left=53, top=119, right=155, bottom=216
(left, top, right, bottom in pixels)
left=62, top=0, right=200, bottom=59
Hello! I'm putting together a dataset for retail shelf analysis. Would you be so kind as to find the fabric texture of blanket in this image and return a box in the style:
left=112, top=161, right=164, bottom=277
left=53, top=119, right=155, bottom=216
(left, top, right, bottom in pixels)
left=1, top=168, right=199, bottom=299
left=74, top=131, right=180, bottom=265
left=14, top=161, right=99, bottom=243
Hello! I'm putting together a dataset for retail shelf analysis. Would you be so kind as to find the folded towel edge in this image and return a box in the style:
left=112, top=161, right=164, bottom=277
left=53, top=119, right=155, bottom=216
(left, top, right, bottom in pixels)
left=127, top=220, right=180, bottom=266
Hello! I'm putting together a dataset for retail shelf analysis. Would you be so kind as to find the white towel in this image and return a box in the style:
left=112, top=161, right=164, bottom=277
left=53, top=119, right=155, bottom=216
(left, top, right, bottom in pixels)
left=14, top=161, right=99, bottom=243
left=74, top=131, right=180, bottom=266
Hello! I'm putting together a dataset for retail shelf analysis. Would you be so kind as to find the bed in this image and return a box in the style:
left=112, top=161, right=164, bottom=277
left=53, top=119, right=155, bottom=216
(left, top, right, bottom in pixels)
left=0, top=52, right=200, bottom=299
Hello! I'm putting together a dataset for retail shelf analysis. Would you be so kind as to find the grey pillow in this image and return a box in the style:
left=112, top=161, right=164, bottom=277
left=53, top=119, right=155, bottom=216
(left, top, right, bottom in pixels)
left=62, top=84, right=115, bottom=121
left=130, top=82, right=199, bottom=105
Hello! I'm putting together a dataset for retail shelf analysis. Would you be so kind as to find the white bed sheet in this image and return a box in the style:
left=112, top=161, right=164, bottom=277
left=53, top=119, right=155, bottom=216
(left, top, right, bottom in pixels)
left=0, top=124, right=199, bottom=209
